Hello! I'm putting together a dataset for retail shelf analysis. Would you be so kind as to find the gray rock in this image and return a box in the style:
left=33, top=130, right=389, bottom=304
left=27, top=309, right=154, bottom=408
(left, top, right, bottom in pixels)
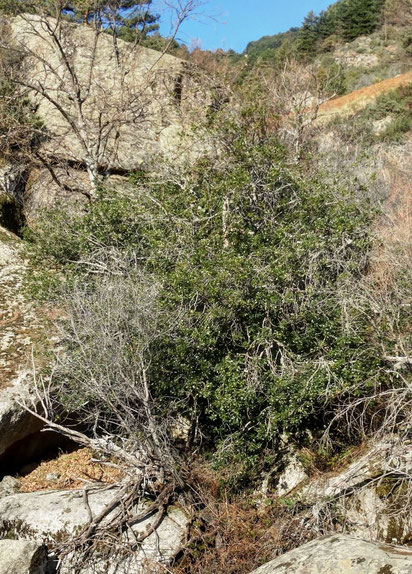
left=0, top=383, right=43, bottom=460
left=0, top=487, right=188, bottom=572
left=250, top=534, right=412, bottom=574
left=0, top=539, right=47, bottom=574
left=44, top=473, right=60, bottom=483
left=23, top=167, right=89, bottom=224
left=3, top=13, right=215, bottom=222
left=0, top=476, right=20, bottom=499
left=303, top=439, right=412, bottom=501
left=275, top=453, right=308, bottom=498
left=373, top=115, right=394, bottom=136
left=8, top=15, right=211, bottom=174
left=0, top=162, right=25, bottom=200
left=0, top=227, right=44, bottom=458
left=301, top=438, right=412, bottom=544
left=341, top=483, right=412, bottom=546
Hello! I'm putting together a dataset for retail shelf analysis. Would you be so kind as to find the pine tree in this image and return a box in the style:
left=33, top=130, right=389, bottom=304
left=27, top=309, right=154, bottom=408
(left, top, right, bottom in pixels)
left=117, top=1, right=160, bottom=42
left=317, top=10, right=336, bottom=39
left=65, top=1, right=159, bottom=39
left=296, top=11, right=320, bottom=58
left=338, top=0, right=385, bottom=42
left=0, top=0, right=160, bottom=40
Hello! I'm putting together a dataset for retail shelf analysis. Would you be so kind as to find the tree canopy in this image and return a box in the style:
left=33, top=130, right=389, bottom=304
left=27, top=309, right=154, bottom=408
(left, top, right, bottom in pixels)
left=241, top=0, right=387, bottom=64
left=0, top=0, right=160, bottom=42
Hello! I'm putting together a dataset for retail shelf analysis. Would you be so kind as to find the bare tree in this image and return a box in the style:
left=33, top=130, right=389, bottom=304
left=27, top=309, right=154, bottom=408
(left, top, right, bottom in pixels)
left=20, top=250, right=190, bottom=570
left=1, top=0, right=199, bottom=200
left=263, top=58, right=342, bottom=161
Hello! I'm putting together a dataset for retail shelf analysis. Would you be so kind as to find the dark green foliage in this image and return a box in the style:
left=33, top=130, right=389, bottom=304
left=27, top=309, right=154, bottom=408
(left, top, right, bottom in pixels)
left=139, top=34, right=180, bottom=52
left=0, top=0, right=39, bottom=14
left=296, top=11, right=319, bottom=58
left=361, top=84, right=412, bottom=141
left=145, top=146, right=376, bottom=461
left=336, top=0, right=386, bottom=42
left=64, top=1, right=160, bottom=40
left=26, top=130, right=378, bottom=475
left=0, top=0, right=160, bottom=42
left=370, top=84, right=412, bottom=118
left=317, top=9, right=338, bottom=40
left=312, top=0, right=386, bottom=44
left=244, top=29, right=299, bottom=65
left=115, top=1, right=160, bottom=42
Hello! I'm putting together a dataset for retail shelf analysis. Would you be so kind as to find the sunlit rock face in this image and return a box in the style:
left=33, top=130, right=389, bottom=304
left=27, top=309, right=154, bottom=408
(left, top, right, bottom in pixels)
left=2, top=14, right=214, bottom=221
left=7, top=14, right=212, bottom=173
left=0, top=227, right=45, bottom=458
left=249, top=534, right=412, bottom=574
left=0, top=487, right=189, bottom=573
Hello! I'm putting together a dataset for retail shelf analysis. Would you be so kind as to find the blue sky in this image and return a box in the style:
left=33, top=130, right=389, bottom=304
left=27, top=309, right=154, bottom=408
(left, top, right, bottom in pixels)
left=159, top=0, right=335, bottom=53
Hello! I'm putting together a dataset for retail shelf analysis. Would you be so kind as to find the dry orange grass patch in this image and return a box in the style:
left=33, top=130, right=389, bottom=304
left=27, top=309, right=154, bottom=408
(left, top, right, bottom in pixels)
left=318, top=73, right=412, bottom=120
left=172, top=463, right=312, bottom=574
left=19, top=448, right=124, bottom=492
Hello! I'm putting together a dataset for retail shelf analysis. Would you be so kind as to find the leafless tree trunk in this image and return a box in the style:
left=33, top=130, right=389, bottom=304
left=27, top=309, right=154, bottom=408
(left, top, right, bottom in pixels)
left=1, top=0, right=199, bottom=199
left=19, top=250, right=190, bottom=569
left=263, top=58, right=341, bottom=161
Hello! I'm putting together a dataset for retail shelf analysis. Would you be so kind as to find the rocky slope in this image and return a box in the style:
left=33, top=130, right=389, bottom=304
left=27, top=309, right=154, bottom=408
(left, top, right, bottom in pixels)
left=0, top=10, right=411, bottom=574
left=317, top=71, right=412, bottom=121
left=0, top=226, right=45, bottom=458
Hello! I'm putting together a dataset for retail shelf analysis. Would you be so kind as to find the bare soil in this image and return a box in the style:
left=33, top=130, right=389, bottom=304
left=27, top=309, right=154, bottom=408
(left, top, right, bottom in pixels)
left=318, top=72, right=412, bottom=120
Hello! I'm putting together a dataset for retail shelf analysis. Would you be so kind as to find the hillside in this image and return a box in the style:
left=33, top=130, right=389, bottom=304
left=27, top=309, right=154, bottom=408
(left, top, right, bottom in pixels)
left=317, top=70, right=412, bottom=119
left=0, top=1, right=411, bottom=573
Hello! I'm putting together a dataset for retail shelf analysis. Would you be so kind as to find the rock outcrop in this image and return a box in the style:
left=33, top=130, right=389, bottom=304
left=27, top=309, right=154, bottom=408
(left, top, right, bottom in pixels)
left=301, top=438, right=412, bottom=545
left=0, top=539, right=47, bottom=574
left=0, top=487, right=188, bottom=573
left=7, top=14, right=209, bottom=171
left=0, top=226, right=44, bottom=459
left=249, top=534, right=412, bottom=574
left=1, top=13, right=213, bottom=221
left=274, top=452, right=308, bottom=498
left=0, top=226, right=68, bottom=473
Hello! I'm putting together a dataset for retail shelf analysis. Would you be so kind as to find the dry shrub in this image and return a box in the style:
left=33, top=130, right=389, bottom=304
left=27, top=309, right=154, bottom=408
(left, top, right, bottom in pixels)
left=172, top=463, right=313, bottom=574
left=365, top=141, right=412, bottom=361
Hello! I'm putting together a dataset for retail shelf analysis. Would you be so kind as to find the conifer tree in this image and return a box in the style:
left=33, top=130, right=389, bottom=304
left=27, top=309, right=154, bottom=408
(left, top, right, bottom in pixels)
left=296, top=10, right=319, bottom=58
left=337, top=0, right=385, bottom=42
left=0, top=0, right=160, bottom=41
left=116, top=1, right=160, bottom=42
left=66, top=0, right=159, bottom=40
left=317, top=10, right=336, bottom=39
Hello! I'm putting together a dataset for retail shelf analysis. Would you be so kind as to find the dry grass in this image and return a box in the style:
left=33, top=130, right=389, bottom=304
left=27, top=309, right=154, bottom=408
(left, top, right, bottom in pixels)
left=365, top=138, right=412, bottom=358
left=172, top=464, right=313, bottom=574
left=19, top=448, right=124, bottom=492
left=318, top=72, right=412, bottom=121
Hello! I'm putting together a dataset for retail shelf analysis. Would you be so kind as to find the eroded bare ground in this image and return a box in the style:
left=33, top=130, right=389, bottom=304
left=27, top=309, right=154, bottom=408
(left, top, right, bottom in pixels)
left=0, top=226, right=44, bottom=389
left=318, top=71, right=412, bottom=120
